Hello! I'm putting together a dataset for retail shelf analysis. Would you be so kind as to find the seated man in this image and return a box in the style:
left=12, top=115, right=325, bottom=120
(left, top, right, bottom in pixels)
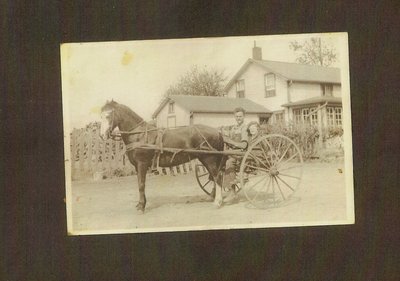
left=222, top=107, right=248, bottom=204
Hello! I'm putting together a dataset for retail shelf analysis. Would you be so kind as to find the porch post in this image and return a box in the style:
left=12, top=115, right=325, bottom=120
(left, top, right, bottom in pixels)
left=321, top=105, right=328, bottom=149
left=317, top=105, right=324, bottom=149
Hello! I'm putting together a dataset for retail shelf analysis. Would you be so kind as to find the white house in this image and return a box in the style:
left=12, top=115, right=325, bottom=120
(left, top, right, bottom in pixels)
left=152, top=95, right=271, bottom=128
left=224, top=45, right=343, bottom=130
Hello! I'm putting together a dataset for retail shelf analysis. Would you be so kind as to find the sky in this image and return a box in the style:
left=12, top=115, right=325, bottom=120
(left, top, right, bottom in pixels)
left=61, top=33, right=345, bottom=130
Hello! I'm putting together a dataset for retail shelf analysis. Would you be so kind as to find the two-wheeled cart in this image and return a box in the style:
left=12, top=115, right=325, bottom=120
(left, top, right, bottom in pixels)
left=194, top=134, right=304, bottom=209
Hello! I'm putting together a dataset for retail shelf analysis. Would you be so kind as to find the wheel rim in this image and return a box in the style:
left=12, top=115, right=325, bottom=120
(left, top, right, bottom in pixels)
left=240, top=134, right=304, bottom=209
left=195, top=164, right=216, bottom=198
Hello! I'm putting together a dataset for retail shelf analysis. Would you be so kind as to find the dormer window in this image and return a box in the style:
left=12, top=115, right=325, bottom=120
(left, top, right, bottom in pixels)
left=168, top=102, right=175, bottom=113
left=236, top=79, right=245, bottom=98
left=322, top=84, right=333, bottom=96
left=265, top=73, right=276, bottom=97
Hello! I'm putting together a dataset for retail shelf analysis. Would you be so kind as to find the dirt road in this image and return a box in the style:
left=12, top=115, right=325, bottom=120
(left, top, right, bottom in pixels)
left=68, top=161, right=353, bottom=235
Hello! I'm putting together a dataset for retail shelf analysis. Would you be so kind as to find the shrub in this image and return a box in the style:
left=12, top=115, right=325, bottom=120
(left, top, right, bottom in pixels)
left=260, top=122, right=320, bottom=160
left=323, top=126, right=344, bottom=140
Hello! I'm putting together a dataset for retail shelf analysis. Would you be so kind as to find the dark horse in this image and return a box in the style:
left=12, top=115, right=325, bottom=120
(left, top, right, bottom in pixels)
left=99, top=100, right=225, bottom=213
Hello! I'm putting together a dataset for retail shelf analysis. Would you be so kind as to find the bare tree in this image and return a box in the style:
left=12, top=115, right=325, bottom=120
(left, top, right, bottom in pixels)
left=289, top=37, right=338, bottom=67
left=165, top=65, right=227, bottom=97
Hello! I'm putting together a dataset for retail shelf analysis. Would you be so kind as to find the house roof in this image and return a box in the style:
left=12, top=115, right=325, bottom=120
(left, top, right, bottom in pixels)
left=281, top=96, right=342, bottom=107
left=152, top=95, right=271, bottom=118
left=225, top=59, right=341, bottom=91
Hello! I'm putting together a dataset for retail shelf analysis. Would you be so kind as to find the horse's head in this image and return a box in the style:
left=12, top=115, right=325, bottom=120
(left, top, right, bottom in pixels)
left=99, top=100, right=145, bottom=140
left=99, top=100, right=119, bottom=140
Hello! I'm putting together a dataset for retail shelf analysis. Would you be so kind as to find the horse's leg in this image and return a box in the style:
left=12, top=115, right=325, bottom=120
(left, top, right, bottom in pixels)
left=136, top=162, right=150, bottom=213
left=198, top=156, right=223, bottom=208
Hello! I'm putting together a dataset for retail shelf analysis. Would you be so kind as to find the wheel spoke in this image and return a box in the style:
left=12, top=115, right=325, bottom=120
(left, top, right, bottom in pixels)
left=279, top=151, right=299, bottom=168
left=276, top=137, right=283, bottom=155
left=248, top=152, right=270, bottom=170
left=245, top=175, right=268, bottom=193
left=202, top=179, right=211, bottom=188
left=271, top=175, right=276, bottom=205
left=266, top=175, right=272, bottom=194
left=276, top=175, right=295, bottom=191
left=246, top=173, right=267, bottom=180
left=251, top=176, right=269, bottom=202
left=278, top=172, right=301, bottom=180
left=262, top=139, right=280, bottom=163
left=197, top=173, right=209, bottom=178
left=273, top=176, right=286, bottom=201
left=245, top=163, right=270, bottom=173
left=262, top=176, right=273, bottom=204
left=259, top=142, right=272, bottom=167
left=279, top=165, right=303, bottom=172
left=278, top=142, right=293, bottom=163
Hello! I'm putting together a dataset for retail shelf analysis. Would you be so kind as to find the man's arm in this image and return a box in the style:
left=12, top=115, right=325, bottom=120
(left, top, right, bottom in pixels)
left=223, top=136, right=248, bottom=150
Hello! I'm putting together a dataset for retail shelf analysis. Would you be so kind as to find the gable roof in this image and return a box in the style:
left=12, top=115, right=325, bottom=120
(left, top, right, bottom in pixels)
left=225, top=59, right=341, bottom=91
left=281, top=96, right=342, bottom=107
left=152, top=95, right=271, bottom=118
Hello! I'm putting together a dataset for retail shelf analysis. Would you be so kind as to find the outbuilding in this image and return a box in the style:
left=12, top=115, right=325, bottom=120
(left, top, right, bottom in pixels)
left=152, top=95, right=271, bottom=128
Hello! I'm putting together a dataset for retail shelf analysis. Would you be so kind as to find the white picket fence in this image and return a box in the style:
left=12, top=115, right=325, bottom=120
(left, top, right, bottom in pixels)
left=70, top=124, right=201, bottom=181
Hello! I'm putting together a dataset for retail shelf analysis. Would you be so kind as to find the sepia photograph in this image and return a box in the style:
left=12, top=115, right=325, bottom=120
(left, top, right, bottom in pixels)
left=61, top=32, right=354, bottom=235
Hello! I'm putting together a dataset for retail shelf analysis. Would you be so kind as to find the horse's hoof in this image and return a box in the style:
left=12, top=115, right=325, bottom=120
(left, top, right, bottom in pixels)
left=213, top=199, right=223, bottom=209
left=136, top=204, right=145, bottom=213
left=210, top=189, right=216, bottom=199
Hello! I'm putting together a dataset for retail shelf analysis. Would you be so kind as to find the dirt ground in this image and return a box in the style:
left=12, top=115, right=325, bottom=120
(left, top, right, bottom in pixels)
left=67, top=160, right=353, bottom=235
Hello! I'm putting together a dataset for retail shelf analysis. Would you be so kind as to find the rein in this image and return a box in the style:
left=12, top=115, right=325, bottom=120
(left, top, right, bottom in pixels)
left=109, top=115, right=150, bottom=140
left=112, top=120, right=147, bottom=135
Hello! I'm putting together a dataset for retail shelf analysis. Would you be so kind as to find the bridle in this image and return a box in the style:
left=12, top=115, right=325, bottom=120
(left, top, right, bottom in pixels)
left=102, top=109, right=148, bottom=141
left=102, top=109, right=117, bottom=140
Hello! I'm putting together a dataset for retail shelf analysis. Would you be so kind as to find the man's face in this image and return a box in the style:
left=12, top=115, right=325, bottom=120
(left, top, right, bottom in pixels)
left=234, top=111, right=244, bottom=126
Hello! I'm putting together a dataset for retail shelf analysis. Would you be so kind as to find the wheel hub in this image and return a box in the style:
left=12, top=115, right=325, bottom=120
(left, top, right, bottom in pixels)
left=269, top=166, right=279, bottom=176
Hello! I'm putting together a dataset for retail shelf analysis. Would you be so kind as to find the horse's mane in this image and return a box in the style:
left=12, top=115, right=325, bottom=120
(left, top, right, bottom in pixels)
left=103, top=100, right=144, bottom=123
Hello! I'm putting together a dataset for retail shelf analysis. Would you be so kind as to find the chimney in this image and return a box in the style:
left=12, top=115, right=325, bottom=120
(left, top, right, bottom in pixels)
left=252, top=41, right=262, bottom=60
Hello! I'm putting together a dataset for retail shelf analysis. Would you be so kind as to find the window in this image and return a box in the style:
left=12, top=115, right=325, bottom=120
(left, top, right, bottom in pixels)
left=259, top=116, right=269, bottom=125
left=265, top=73, right=276, bottom=97
left=310, top=108, right=318, bottom=126
left=335, top=107, right=342, bottom=125
left=322, top=84, right=333, bottom=96
left=168, top=102, right=174, bottom=114
left=293, top=109, right=302, bottom=124
left=302, top=108, right=309, bottom=123
left=327, top=107, right=335, bottom=126
left=236, top=80, right=245, bottom=98
left=293, top=107, right=318, bottom=125
left=327, top=106, right=342, bottom=126
left=275, top=112, right=284, bottom=124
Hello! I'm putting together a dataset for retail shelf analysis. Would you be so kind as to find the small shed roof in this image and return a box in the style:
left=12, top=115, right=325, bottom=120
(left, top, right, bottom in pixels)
left=225, top=59, right=341, bottom=91
left=152, top=95, right=271, bottom=118
left=281, top=96, right=342, bottom=107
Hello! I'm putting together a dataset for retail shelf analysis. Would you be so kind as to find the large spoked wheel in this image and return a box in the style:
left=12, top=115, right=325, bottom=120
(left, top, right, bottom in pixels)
left=195, top=164, right=216, bottom=198
left=239, top=134, right=304, bottom=209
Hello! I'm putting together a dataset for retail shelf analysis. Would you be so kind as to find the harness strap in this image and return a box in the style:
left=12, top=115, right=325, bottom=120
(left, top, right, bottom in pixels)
left=193, top=126, right=217, bottom=151
left=151, top=128, right=166, bottom=171
left=171, top=149, right=184, bottom=163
